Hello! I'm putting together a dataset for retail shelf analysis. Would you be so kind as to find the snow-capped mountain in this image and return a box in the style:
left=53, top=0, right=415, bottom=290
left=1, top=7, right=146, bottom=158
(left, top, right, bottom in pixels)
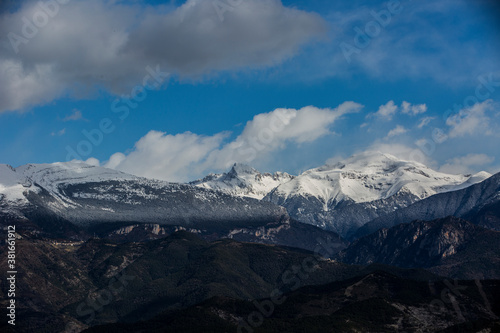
left=190, top=163, right=295, bottom=199
left=267, top=151, right=490, bottom=208
left=0, top=164, right=32, bottom=211
left=263, top=151, right=491, bottom=237
left=0, top=161, right=347, bottom=253
left=1, top=154, right=493, bottom=242
left=187, top=152, right=491, bottom=237
left=0, top=162, right=141, bottom=219
left=354, top=171, right=500, bottom=238
left=0, top=161, right=287, bottom=226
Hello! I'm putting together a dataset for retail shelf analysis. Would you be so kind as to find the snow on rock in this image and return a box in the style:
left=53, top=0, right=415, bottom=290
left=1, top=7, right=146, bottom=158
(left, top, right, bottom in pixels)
left=268, top=151, right=491, bottom=209
left=262, top=151, right=491, bottom=237
left=11, top=162, right=139, bottom=209
left=190, top=163, right=295, bottom=200
left=16, top=162, right=137, bottom=192
left=0, top=155, right=491, bottom=238
left=0, top=164, right=31, bottom=206
left=1, top=161, right=289, bottom=228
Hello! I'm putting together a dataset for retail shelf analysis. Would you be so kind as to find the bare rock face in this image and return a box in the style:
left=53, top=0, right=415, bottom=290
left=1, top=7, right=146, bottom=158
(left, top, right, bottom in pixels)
left=337, top=216, right=500, bottom=279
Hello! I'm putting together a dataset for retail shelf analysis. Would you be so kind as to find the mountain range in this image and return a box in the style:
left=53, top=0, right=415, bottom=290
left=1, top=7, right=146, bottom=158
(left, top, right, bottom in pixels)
left=0, top=162, right=346, bottom=253
left=2, top=230, right=499, bottom=333
left=1, top=151, right=497, bottom=243
left=355, top=171, right=500, bottom=238
left=1, top=153, right=500, bottom=332
left=193, top=151, right=492, bottom=237
left=190, top=163, right=295, bottom=200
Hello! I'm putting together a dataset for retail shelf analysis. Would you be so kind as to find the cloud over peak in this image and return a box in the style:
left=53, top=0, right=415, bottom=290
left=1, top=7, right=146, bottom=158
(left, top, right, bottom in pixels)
left=446, top=99, right=498, bottom=138
left=102, top=103, right=363, bottom=181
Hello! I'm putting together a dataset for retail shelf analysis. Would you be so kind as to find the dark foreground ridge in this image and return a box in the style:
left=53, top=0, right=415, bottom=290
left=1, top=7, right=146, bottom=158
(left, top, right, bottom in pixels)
left=1, top=230, right=499, bottom=332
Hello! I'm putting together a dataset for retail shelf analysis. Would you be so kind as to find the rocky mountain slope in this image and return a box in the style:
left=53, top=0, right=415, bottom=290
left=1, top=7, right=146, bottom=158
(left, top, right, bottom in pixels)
left=355, top=172, right=500, bottom=238
left=0, top=231, right=359, bottom=333
left=85, top=271, right=500, bottom=333
left=338, top=216, right=500, bottom=279
left=2, top=226, right=498, bottom=332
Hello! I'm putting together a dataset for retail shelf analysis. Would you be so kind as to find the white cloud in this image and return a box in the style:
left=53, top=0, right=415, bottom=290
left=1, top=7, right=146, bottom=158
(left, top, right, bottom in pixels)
left=370, top=101, right=426, bottom=121
left=439, top=153, right=495, bottom=174
left=104, top=152, right=126, bottom=170
left=101, top=103, right=363, bottom=181
left=446, top=100, right=496, bottom=138
left=358, top=142, right=436, bottom=167
left=104, top=131, right=227, bottom=182
left=203, top=103, right=363, bottom=171
left=417, top=116, right=435, bottom=129
left=63, top=109, right=84, bottom=122
left=374, top=101, right=398, bottom=120
left=401, top=101, right=427, bottom=115
left=385, top=125, right=407, bottom=138
left=0, top=0, right=326, bottom=112
left=85, top=157, right=100, bottom=167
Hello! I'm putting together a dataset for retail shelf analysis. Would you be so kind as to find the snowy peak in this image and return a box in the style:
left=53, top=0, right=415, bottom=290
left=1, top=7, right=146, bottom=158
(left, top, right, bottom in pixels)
left=0, top=162, right=139, bottom=211
left=16, top=161, right=137, bottom=187
left=0, top=164, right=31, bottom=206
left=260, top=151, right=493, bottom=237
left=0, top=164, right=21, bottom=187
left=0, top=161, right=290, bottom=228
left=228, top=163, right=259, bottom=176
left=269, top=151, right=491, bottom=208
left=191, top=163, right=295, bottom=200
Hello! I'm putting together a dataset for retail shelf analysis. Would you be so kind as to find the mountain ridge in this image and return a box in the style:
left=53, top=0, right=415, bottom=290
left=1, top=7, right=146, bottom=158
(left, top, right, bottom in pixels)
left=1, top=153, right=493, bottom=240
left=337, top=216, right=500, bottom=279
left=190, top=162, right=295, bottom=200
left=0, top=161, right=347, bottom=254
left=355, top=171, right=500, bottom=238
left=190, top=152, right=492, bottom=237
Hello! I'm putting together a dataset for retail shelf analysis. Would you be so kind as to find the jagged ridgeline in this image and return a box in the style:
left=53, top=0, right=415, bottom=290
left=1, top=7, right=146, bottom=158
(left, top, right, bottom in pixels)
left=192, top=152, right=492, bottom=238
left=0, top=162, right=346, bottom=253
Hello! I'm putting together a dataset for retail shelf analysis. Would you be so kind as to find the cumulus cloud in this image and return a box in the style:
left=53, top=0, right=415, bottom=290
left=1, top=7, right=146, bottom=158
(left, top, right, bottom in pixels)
left=0, top=0, right=326, bottom=112
left=446, top=100, right=497, bottom=138
left=104, top=131, right=228, bottom=182
left=84, top=157, right=100, bottom=167
left=63, top=109, right=84, bottom=122
left=102, top=103, right=363, bottom=181
left=401, top=101, right=427, bottom=115
left=439, top=153, right=495, bottom=174
left=371, top=101, right=427, bottom=121
left=385, top=125, right=407, bottom=138
left=374, top=101, right=398, bottom=120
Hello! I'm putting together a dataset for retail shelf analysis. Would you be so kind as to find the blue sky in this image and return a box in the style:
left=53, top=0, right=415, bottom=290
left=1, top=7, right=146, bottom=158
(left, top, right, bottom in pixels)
left=0, top=0, right=499, bottom=181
